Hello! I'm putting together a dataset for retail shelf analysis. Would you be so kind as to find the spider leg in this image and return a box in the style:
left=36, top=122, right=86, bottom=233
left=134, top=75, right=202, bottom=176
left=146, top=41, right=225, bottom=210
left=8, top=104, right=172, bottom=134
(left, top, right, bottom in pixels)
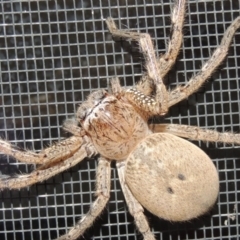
left=168, top=16, right=240, bottom=107
left=117, top=161, right=155, bottom=240
left=0, top=140, right=95, bottom=190
left=0, top=136, right=83, bottom=166
left=137, top=0, right=185, bottom=97
left=138, top=0, right=185, bottom=89
left=106, top=17, right=168, bottom=114
left=151, top=124, right=240, bottom=144
left=156, top=0, right=185, bottom=77
left=57, top=157, right=111, bottom=240
left=0, top=138, right=44, bottom=164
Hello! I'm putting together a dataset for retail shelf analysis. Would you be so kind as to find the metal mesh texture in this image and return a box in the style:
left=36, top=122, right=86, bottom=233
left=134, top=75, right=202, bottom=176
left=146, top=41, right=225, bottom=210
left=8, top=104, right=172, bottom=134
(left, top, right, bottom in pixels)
left=0, top=0, right=239, bottom=239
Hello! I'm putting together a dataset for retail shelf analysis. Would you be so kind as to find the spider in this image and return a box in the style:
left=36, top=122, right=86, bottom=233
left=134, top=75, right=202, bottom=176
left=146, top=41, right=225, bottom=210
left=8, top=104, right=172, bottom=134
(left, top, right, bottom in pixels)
left=0, top=0, right=240, bottom=239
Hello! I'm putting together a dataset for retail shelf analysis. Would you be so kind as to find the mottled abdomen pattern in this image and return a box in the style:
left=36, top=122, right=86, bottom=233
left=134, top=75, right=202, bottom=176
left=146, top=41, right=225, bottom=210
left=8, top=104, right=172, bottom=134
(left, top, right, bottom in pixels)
left=126, top=133, right=219, bottom=221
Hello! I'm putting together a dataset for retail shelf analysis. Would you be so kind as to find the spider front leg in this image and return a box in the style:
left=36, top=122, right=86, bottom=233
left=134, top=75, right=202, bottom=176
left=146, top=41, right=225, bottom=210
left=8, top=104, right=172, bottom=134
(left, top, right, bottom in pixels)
left=57, top=157, right=111, bottom=240
left=106, top=0, right=185, bottom=116
left=117, top=162, right=155, bottom=240
left=0, top=138, right=44, bottom=165
left=106, top=18, right=168, bottom=115
left=0, top=134, right=82, bottom=166
left=156, top=0, right=185, bottom=78
left=0, top=139, right=92, bottom=189
left=0, top=112, right=96, bottom=189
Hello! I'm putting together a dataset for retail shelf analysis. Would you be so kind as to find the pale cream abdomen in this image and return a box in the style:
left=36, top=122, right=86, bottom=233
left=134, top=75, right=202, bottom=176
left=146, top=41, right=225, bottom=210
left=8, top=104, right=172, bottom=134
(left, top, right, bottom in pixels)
left=125, top=133, right=219, bottom=221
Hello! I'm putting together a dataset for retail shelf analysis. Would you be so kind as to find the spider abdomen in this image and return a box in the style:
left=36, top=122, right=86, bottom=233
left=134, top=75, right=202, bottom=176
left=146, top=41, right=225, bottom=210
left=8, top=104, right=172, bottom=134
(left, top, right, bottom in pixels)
left=125, top=133, right=219, bottom=221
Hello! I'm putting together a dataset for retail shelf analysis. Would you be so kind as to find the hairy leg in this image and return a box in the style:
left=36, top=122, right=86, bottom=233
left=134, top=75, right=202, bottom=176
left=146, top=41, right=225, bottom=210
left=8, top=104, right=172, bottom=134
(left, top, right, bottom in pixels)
left=168, top=16, right=240, bottom=107
left=0, top=138, right=44, bottom=164
left=151, top=124, right=240, bottom=144
left=136, top=0, right=185, bottom=95
left=106, top=18, right=168, bottom=114
left=117, top=161, right=155, bottom=240
left=0, top=140, right=95, bottom=190
left=157, top=0, right=186, bottom=77
left=0, top=136, right=83, bottom=165
left=57, top=157, right=111, bottom=240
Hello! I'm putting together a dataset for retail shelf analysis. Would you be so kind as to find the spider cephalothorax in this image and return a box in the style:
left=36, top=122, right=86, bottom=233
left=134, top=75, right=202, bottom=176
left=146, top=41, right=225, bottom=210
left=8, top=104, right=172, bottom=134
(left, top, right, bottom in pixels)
left=77, top=84, right=151, bottom=160
left=0, top=0, right=240, bottom=239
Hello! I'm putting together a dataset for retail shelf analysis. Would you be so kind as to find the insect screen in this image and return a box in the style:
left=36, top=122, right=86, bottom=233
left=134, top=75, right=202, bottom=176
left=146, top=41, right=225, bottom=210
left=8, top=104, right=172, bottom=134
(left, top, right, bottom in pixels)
left=0, top=0, right=239, bottom=239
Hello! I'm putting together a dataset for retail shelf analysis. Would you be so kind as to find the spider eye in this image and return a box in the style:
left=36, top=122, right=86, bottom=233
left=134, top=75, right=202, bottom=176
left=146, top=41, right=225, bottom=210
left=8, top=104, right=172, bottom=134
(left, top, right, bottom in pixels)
left=89, top=89, right=108, bottom=102
left=77, top=89, right=109, bottom=122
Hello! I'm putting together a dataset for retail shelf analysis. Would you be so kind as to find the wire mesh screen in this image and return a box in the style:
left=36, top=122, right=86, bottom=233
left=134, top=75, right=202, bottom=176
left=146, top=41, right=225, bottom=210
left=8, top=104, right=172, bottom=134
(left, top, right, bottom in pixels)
left=0, top=0, right=239, bottom=239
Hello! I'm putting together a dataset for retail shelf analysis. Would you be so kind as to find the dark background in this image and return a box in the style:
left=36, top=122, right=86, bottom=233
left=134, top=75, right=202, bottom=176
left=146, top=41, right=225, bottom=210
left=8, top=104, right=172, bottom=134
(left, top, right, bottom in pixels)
left=0, top=0, right=239, bottom=239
